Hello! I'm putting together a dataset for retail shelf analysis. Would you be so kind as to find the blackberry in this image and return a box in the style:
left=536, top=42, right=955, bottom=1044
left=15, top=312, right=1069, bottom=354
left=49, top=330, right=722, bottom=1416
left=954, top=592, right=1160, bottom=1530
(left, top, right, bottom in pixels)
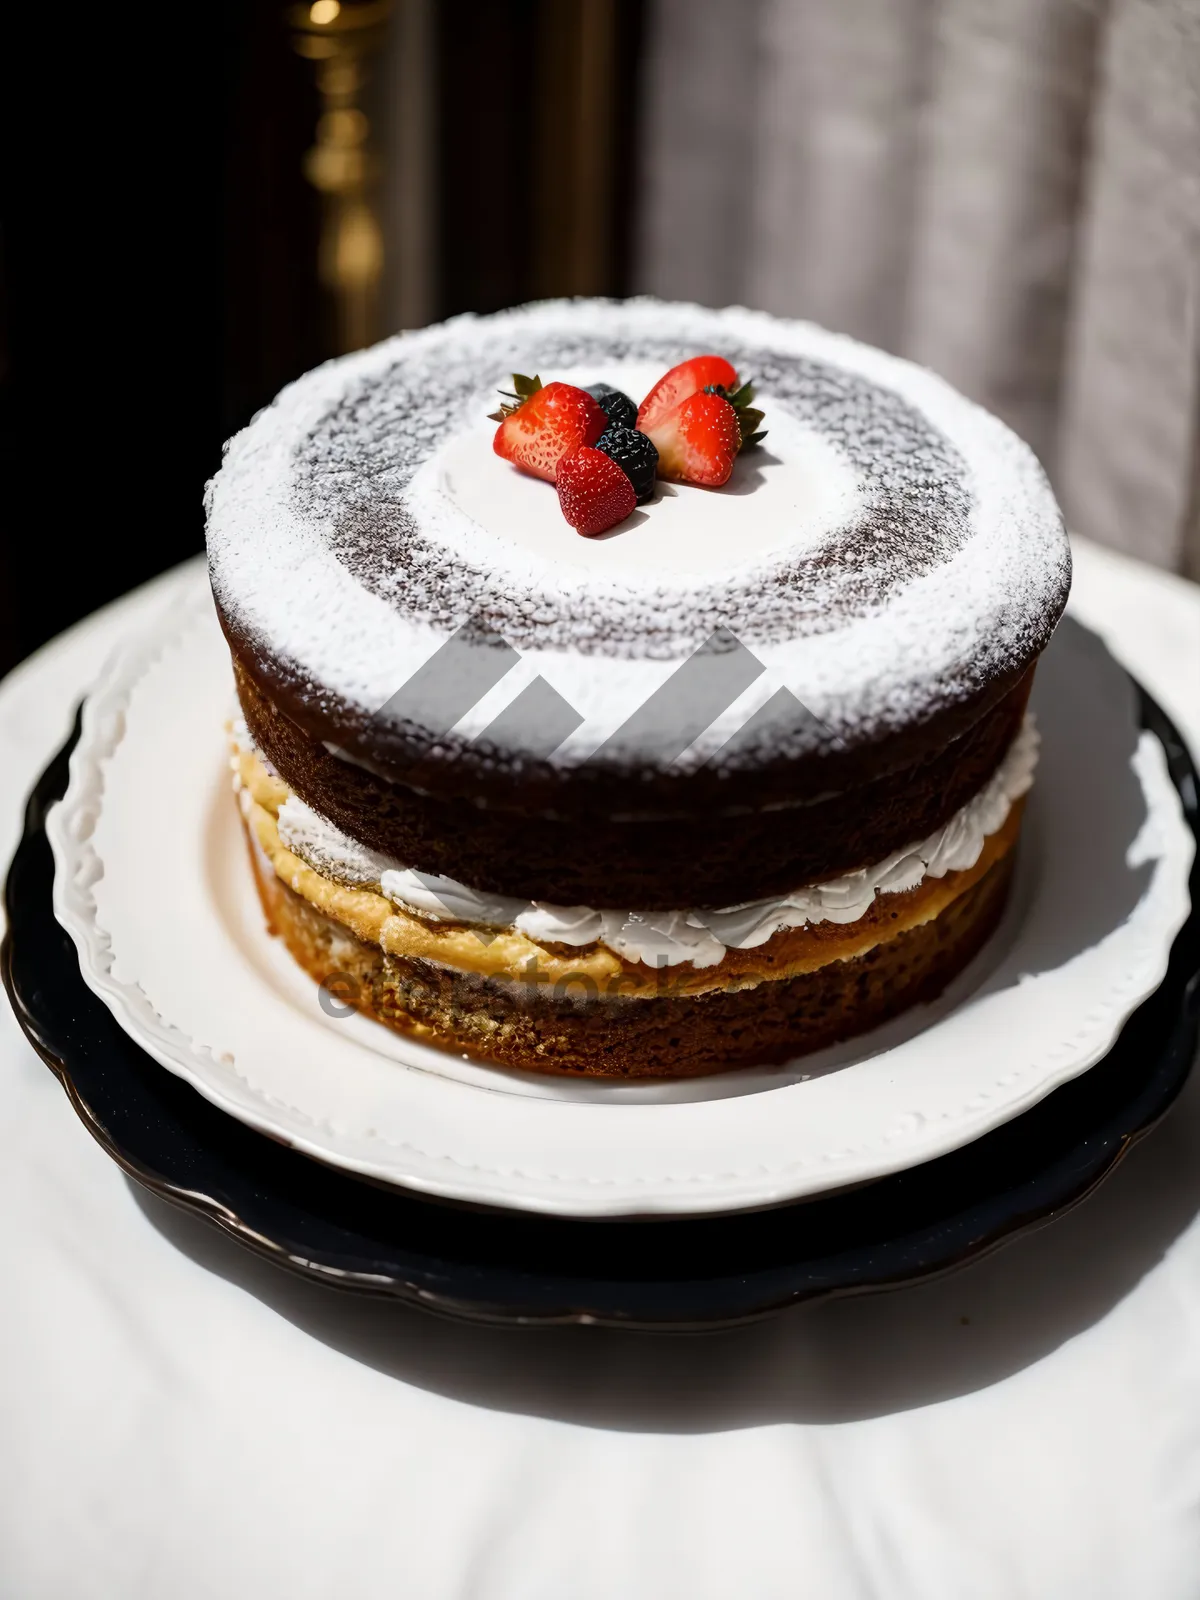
left=586, top=383, right=638, bottom=431
left=596, top=425, right=658, bottom=503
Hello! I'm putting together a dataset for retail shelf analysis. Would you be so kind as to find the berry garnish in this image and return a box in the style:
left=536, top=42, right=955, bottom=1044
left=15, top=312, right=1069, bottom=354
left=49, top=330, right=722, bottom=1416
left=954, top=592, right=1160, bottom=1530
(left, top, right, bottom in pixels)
left=555, top=446, right=638, bottom=536
left=643, top=389, right=742, bottom=488
left=636, top=355, right=738, bottom=436
left=585, top=383, right=638, bottom=431
left=595, top=425, right=659, bottom=503
left=490, top=374, right=606, bottom=483
left=703, top=379, right=766, bottom=449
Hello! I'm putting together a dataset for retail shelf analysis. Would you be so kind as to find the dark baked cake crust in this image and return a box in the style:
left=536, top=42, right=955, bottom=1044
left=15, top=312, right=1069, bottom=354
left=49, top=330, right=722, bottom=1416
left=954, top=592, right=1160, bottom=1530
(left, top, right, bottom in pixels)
left=234, top=653, right=1034, bottom=907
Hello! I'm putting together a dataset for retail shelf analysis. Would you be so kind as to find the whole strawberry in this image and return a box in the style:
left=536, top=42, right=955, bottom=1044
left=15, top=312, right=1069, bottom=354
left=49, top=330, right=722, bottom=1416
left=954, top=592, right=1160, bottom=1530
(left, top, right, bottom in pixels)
left=491, top=374, right=606, bottom=483
left=556, top=446, right=637, bottom=536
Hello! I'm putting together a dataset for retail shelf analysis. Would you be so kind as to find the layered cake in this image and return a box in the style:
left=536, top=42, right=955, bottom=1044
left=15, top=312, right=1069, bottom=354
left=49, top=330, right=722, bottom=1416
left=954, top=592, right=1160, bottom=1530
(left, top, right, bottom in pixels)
left=206, top=298, right=1070, bottom=1078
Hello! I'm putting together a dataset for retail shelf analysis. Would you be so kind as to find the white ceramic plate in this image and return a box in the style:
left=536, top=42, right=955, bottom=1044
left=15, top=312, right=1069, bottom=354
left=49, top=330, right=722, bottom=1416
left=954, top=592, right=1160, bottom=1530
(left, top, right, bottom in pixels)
left=47, top=568, right=1193, bottom=1217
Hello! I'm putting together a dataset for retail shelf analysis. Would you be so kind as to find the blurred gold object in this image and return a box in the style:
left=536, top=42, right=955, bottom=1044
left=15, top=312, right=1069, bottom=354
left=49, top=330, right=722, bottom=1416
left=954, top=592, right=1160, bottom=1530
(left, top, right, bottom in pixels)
left=289, top=0, right=392, bottom=352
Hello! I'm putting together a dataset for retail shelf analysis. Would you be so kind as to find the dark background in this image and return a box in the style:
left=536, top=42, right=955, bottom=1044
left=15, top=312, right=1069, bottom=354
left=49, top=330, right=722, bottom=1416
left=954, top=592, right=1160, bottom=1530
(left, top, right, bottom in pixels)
left=0, top=1, right=644, bottom=679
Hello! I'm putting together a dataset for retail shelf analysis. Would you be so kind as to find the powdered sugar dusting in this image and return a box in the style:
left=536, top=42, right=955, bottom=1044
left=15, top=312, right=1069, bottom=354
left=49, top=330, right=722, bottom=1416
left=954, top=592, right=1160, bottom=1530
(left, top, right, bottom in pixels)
left=206, top=299, right=1069, bottom=775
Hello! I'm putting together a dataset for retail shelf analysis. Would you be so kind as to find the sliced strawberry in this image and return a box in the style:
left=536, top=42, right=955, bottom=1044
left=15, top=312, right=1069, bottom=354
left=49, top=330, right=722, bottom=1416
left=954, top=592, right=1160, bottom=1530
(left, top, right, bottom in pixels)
left=491, top=375, right=607, bottom=483
left=643, top=389, right=742, bottom=487
left=636, top=355, right=739, bottom=437
left=555, top=446, right=638, bottom=536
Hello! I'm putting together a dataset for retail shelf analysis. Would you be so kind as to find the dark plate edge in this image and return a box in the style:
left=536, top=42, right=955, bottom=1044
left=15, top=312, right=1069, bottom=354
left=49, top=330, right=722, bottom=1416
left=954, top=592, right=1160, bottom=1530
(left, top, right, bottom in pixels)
left=3, top=689, right=1199, bottom=1331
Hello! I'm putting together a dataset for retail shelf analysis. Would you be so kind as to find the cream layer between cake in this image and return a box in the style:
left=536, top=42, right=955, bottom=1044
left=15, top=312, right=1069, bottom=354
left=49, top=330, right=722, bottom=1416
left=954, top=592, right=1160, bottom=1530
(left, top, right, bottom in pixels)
left=230, top=717, right=1036, bottom=971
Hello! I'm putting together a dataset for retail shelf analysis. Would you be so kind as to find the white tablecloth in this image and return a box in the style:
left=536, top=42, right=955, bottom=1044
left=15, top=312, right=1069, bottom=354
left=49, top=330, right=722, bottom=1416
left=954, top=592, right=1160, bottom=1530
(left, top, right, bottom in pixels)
left=2, top=540, right=1199, bottom=1600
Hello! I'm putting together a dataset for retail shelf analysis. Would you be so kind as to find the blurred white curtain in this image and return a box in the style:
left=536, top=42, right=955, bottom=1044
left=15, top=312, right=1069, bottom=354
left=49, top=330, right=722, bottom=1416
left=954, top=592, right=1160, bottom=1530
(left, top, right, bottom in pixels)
left=637, top=0, right=1200, bottom=576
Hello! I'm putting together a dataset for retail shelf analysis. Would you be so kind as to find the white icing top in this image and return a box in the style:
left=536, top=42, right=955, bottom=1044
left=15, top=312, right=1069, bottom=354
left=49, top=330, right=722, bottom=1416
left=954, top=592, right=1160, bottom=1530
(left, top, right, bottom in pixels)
left=206, top=299, right=1070, bottom=781
left=266, top=715, right=1038, bottom=968
left=418, top=364, right=863, bottom=580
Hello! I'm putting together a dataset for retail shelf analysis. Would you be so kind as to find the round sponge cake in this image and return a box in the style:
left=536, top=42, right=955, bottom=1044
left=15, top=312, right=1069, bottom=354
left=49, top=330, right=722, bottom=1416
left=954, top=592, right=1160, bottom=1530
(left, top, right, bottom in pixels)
left=207, top=298, right=1069, bottom=1076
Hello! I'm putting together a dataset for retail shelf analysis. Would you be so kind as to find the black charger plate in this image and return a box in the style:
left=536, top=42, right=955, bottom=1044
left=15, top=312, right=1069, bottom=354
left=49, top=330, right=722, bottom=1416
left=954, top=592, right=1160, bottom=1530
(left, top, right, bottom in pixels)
left=4, top=698, right=1199, bottom=1331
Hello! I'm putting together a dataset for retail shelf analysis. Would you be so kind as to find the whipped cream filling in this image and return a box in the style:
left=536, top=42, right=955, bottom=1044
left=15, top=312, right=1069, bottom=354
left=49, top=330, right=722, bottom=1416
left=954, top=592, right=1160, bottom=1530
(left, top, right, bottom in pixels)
left=255, top=715, right=1037, bottom=969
